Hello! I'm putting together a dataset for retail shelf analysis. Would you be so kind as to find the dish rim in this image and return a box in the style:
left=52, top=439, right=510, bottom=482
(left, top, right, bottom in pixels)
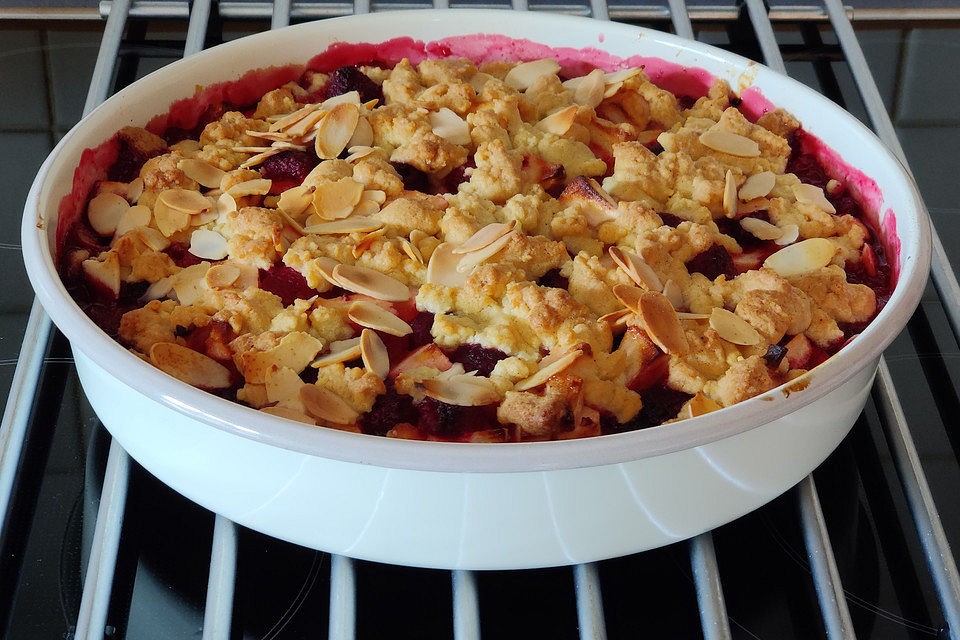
left=21, top=9, right=931, bottom=473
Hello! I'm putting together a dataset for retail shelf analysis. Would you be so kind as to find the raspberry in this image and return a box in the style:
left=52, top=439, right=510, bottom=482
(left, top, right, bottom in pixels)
left=257, top=265, right=316, bottom=306
left=360, top=380, right=417, bottom=436
left=417, top=397, right=498, bottom=438
left=164, top=242, right=203, bottom=268
left=449, top=343, right=508, bottom=377
left=325, top=65, right=384, bottom=104
left=657, top=212, right=684, bottom=227
left=390, top=162, right=430, bottom=193
left=536, top=268, right=569, bottom=290
left=259, top=150, right=318, bottom=185
left=685, top=244, right=736, bottom=281
left=605, top=387, right=692, bottom=433
left=408, top=312, right=435, bottom=349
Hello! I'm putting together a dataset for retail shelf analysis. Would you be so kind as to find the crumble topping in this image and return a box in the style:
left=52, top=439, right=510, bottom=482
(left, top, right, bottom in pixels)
left=60, top=54, right=889, bottom=442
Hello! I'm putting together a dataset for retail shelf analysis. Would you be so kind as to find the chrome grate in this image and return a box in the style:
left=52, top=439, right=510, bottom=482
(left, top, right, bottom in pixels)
left=1, top=2, right=959, bottom=638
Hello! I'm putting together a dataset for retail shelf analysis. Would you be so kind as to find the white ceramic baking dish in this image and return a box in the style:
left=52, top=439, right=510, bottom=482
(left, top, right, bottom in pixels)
left=22, top=10, right=930, bottom=569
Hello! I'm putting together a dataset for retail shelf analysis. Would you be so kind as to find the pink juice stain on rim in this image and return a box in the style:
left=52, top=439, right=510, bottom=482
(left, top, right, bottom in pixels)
left=55, top=32, right=899, bottom=281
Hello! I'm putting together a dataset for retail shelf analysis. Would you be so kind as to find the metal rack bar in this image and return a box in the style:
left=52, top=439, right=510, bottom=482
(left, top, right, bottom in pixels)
left=573, top=563, right=608, bottom=640
left=183, top=0, right=212, bottom=56
left=452, top=570, right=482, bottom=640
left=202, top=516, right=238, bottom=640
left=272, top=0, right=291, bottom=29
left=329, top=554, right=357, bottom=640
left=74, top=439, right=130, bottom=640
left=666, top=0, right=693, bottom=39
left=745, top=0, right=786, bottom=74
left=690, top=533, right=733, bottom=640
left=799, top=476, right=857, bottom=639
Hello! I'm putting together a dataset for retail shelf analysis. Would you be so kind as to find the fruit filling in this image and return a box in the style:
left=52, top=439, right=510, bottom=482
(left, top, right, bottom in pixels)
left=58, top=52, right=892, bottom=442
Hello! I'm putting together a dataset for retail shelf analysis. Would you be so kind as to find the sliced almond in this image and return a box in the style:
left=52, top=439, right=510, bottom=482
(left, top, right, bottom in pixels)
left=602, top=80, right=624, bottom=99
left=515, top=349, right=582, bottom=392
left=114, top=204, right=152, bottom=238
left=312, top=178, right=364, bottom=220
left=536, top=105, right=578, bottom=136
left=232, top=146, right=274, bottom=154
left=240, top=147, right=284, bottom=168
left=737, top=197, right=771, bottom=216
left=333, top=264, right=410, bottom=302
left=178, top=158, right=225, bottom=189
left=82, top=255, right=120, bottom=298
left=662, top=279, right=684, bottom=310
left=763, top=237, right=835, bottom=277
left=299, top=384, right=359, bottom=425
left=349, top=301, right=413, bottom=337
left=153, top=199, right=190, bottom=237
left=191, top=209, right=220, bottom=226
left=608, top=246, right=663, bottom=291
left=709, top=307, right=761, bottom=346
left=284, top=109, right=327, bottom=138
left=320, top=91, right=361, bottom=110
left=348, top=116, right=374, bottom=148
left=352, top=228, right=386, bottom=258
left=429, top=108, right=471, bottom=145
left=612, top=283, right=643, bottom=313
left=142, top=276, right=174, bottom=302
left=214, top=192, right=238, bottom=217
left=739, top=171, right=776, bottom=201
left=314, top=257, right=341, bottom=286
left=247, top=129, right=291, bottom=142
left=205, top=263, right=240, bottom=289
left=504, top=58, right=561, bottom=91
left=400, top=238, right=424, bottom=264
left=740, top=217, right=783, bottom=241
left=150, top=342, right=231, bottom=389
left=159, top=188, right=212, bottom=215
left=227, top=179, right=272, bottom=198
left=171, top=262, right=211, bottom=306
left=189, top=229, right=229, bottom=260
left=260, top=405, right=316, bottom=425
left=277, top=208, right=306, bottom=235
left=698, top=129, right=761, bottom=157
left=793, top=183, right=837, bottom=213
left=722, top=169, right=738, bottom=218
left=637, top=291, right=689, bottom=355
left=598, top=308, right=633, bottom=325
left=679, top=392, right=722, bottom=419
left=422, top=375, right=500, bottom=406
left=126, top=177, right=144, bottom=203
left=569, top=68, right=605, bottom=108
left=88, top=192, right=130, bottom=235
left=315, top=103, right=360, bottom=160
left=456, top=227, right=516, bottom=273
left=270, top=103, right=321, bottom=132
left=270, top=141, right=308, bottom=152
left=303, top=216, right=383, bottom=235
left=345, top=146, right=377, bottom=163
left=360, top=328, right=390, bottom=379
left=426, top=242, right=468, bottom=287
left=278, top=184, right=315, bottom=217
left=361, top=189, right=386, bottom=204
left=135, top=227, right=170, bottom=252
left=775, top=224, right=800, bottom=246
left=311, top=342, right=363, bottom=367
left=676, top=312, right=711, bottom=320
left=352, top=199, right=380, bottom=217
left=468, top=72, right=495, bottom=93
left=453, top=221, right=516, bottom=255
left=587, top=177, right=617, bottom=207
left=604, top=67, right=643, bottom=84
left=265, top=366, right=306, bottom=404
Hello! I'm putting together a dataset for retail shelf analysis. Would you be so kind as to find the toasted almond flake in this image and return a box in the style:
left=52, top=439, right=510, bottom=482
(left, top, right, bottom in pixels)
left=536, top=105, right=578, bottom=136
left=426, top=242, right=468, bottom=288
left=468, top=72, right=495, bottom=93
left=676, top=312, right=711, bottom=320
left=422, top=375, right=500, bottom=406
left=515, top=349, right=582, bottom=392
left=604, top=67, right=643, bottom=84
left=159, top=188, right=212, bottom=215
left=312, top=178, right=364, bottom=220
left=205, top=263, right=240, bottom=289
left=722, top=169, right=738, bottom=218
left=189, top=229, right=229, bottom=260
left=455, top=226, right=516, bottom=273
left=232, top=146, right=274, bottom=154
left=82, top=256, right=120, bottom=297
left=126, top=178, right=144, bottom=203
left=171, top=262, right=211, bottom=306
left=736, top=197, right=770, bottom=215
left=352, top=228, right=386, bottom=258
left=141, top=276, right=174, bottom=302
left=348, top=116, right=374, bottom=148
left=240, top=147, right=284, bottom=168
left=191, top=209, right=220, bottom=226
left=227, top=179, right=272, bottom=198
left=270, top=140, right=307, bottom=151
left=286, top=110, right=329, bottom=138
left=114, top=204, right=152, bottom=237
left=276, top=208, right=306, bottom=236
left=362, top=98, right=379, bottom=110
left=153, top=200, right=190, bottom=237
left=793, top=183, right=837, bottom=213
left=260, top=405, right=316, bottom=424
left=679, top=392, right=722, bottom=419
left=310, top=343, right=363, bottom=367
left=247, top=130, right=292, bottom=143
left=709, top=307, right=761, bottom=346
left=314, top=257, right=341, bottom=286
left=602, top=81, right=624, bottom=99
left=764, top=237, right=835, bottom=277
left=299, top=384, right=359, bottom=425
left=360, top=328, right=390, bottom=379
left=567, top=68, right=605, bottom=108
left=315, top=103, right=360, bottom=160
left=88, top=192, right=130, bottom=235
left=826, top=179, right=842, bottom=195
left=608, top=246, right=663, bottom=291
left=270, top=103, right=321, bottom=132
left=775, top=224, right=800, bottom=246
left=303, top=216, right=383, bottom=235
left=453, top=221, right=515, bottom=255
left=333, top=264, right=409, bottom=302
left=345, top=146, right=377, bottom=163
left=349, top=301, right=413, bottom=337
left=698, top=129, right=761, bottom=157
left=598, top=308, right=632, bottom=324
left=360, top=189, right=386, bottom=204
left=429, top=107, right=471, bottom=145
left=400, top=238, right=424, bottom=264
left=638, top=291, right=689, bottom=356
left=504, top=58, right=561, bottom=90
left=277, top=184, right=315, bottom=217
left=214, top=192, right=238, bottom=216
left=178, top=158, right=225, bottom=189
left=150, top=342, right=231, bottom=389
left=320, top=91, right=361, bottom=110
left=136, top=227, right=170, bottom=252
left=586, top=177, right=617, bottom=208
left=352, top=199, right=380, bottom=217
left=662, top=279, right=684, bottom=309
left=612, top=283, right=643, bottom=313
left=739, top=171, right=776, bottom=201
left=740, top=217, right=783, bottom=241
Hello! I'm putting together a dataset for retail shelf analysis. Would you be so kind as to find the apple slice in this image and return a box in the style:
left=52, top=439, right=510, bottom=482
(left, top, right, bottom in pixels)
left=784, top=334, right=812, bottom=370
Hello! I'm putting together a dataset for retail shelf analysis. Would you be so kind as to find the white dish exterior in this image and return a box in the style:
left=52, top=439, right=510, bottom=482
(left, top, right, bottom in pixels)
left=23, top=10, right=929, bottom=569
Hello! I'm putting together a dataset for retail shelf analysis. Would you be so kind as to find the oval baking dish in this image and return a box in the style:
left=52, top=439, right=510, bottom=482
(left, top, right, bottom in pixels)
left=22, top=10, right=930, bottom=569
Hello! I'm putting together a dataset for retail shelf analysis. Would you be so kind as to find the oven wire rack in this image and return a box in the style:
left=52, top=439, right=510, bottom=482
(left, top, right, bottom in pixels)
left=1, top=1, right=959, bottom=638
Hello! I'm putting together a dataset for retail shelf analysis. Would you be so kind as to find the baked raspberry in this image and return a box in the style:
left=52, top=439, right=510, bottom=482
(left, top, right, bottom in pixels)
left=391, top=162, right=430, bottom=192
left=164, top=243, right=204, bottom=268
left=259, top=150, right=318, bottom=185
left=417, top=397, right=498, bottom=437
left=536, top=268, right=569, bottom=290
left=361, top=380, right=418, bottom=436
left=408, top=312, right=435, bottom=349
left=325, top=65, right=384, bottom=104
left=449, top=343, right=508, bottom=377
left=685, top=244, right=736, bottom=280
left=605, top=387, right=692, bottom=433
left=763, top=344, right=788, bottom=367
left=658, top=212, right=684, bottom=227
left=258, top=265, right=315, bottom=306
